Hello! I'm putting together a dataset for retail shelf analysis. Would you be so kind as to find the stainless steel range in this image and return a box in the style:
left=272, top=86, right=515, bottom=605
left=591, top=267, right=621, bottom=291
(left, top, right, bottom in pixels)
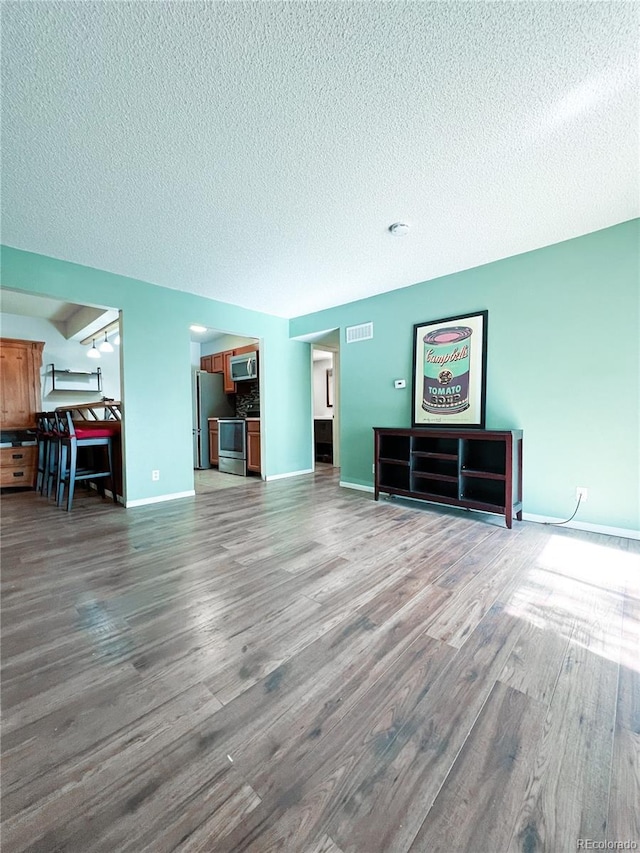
left=218, top=418, right=247, bottom=476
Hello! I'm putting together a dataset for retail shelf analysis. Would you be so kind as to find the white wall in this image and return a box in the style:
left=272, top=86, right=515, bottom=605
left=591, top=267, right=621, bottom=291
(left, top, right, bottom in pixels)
left=313, top=355, right=334, bottom=418
left=1, top=313, right=121, bottom=409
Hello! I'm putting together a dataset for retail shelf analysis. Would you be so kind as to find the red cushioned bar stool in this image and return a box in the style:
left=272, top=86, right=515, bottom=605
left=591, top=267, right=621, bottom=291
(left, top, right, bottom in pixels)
left=54, top=410, right=118, bottom=511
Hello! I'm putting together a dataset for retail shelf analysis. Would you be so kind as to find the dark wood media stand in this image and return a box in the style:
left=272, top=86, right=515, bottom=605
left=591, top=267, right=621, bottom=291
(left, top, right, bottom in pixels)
left=373, top=427, right=523, bottom=528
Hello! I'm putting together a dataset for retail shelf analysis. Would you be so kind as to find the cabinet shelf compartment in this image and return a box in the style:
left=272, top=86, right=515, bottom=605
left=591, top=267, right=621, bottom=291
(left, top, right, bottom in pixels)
left=412, top=435, right=459, bottom=456
left=413, top=471, right=458, bottom=484
left=49, top=365, right=102, bottom=393
left=378, top=434, right=410, bottom=462
left=412, top=456, right=458, bottom=478
left=461, top=468, right=506, bottom=481
left=378, top=461, right=410, bottom=492
left=460, top=475, right=506, bottom=508
left=411, top=477, right=459, bottom=500
left=413, top=450, right=458, bottom=461
left=460, top=439, right=505, bottom=475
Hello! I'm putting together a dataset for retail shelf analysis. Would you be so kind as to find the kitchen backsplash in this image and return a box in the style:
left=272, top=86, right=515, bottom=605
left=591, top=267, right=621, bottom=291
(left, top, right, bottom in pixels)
left=235, top=381, right=260, bottom=417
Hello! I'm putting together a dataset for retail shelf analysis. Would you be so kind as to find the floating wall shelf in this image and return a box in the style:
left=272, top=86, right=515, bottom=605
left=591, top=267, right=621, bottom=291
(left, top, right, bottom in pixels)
left=48, top=364, right=102, bottom=393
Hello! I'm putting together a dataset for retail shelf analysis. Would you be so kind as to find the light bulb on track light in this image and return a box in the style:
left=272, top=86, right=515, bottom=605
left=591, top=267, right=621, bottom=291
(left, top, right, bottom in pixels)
left=99, top=332, right=114, bottom=353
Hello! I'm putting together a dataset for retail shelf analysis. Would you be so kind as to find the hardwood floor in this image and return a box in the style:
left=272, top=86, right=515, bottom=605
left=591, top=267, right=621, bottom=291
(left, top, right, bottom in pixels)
left=1, top=469, right=638, bottom=852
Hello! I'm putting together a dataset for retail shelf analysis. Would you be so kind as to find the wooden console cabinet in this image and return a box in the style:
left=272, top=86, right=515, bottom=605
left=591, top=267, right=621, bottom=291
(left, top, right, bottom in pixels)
left=374, top=427, right=523, bottom=529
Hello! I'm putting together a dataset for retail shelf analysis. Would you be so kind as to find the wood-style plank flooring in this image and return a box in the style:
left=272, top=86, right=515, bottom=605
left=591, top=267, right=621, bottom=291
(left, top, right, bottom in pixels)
left=1, top=469, right=639, bottom=852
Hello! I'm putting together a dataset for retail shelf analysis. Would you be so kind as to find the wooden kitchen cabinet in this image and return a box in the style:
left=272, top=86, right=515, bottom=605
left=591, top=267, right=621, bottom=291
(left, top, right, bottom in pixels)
left=0, top=446, right=37, bottom=487
left=0, top=338, right=44, bottom=430
left=223, top=350, right=237, bottom=393
left=0, top=337, right=44, bottom=490
left=205, top=344, right=258, bottom=389
left=246, top=419, right=261, bottom=474
left=208, top=419, right=219, bottom=466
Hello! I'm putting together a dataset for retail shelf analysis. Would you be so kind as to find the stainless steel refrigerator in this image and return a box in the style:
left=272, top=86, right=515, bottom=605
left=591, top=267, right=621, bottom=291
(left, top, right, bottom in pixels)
left=192, top=370, right=235, bottom=468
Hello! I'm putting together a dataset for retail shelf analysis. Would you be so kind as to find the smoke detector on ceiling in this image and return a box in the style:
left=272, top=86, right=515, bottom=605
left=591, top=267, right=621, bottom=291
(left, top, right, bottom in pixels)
left=388, top=222, right=410, bottom=236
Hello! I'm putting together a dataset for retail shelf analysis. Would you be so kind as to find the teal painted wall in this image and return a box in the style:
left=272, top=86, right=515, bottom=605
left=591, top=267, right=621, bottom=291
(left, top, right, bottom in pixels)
left=290, top=220, right=640, bottom=533
left=0, top=246, right=312, bottom=500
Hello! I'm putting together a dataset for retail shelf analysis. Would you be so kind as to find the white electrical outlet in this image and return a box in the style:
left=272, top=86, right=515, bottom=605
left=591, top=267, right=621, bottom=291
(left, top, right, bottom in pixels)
left=372, top=463, right=375, bottom=473
left=576, top=486, right=588, bottom=502
left=152, top=470, right=160, bottom=481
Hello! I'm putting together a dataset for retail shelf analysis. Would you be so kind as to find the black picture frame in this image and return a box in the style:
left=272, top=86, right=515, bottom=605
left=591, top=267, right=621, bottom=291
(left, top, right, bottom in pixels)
left=412, top=310, right=488, bottom=428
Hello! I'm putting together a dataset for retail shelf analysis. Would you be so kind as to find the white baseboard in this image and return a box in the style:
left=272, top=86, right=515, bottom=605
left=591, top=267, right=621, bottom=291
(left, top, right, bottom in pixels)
left=523, top=512, right=640, bottom=540
left=340, top=481, right=375, bottom=493
left=125, top=490, right=195, bottom=508
left=265, top=469, right=314, bottom=481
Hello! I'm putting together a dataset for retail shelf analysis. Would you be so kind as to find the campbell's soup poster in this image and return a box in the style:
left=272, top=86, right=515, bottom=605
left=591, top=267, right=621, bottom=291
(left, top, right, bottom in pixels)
left=413, top=312, right=487, bottom=427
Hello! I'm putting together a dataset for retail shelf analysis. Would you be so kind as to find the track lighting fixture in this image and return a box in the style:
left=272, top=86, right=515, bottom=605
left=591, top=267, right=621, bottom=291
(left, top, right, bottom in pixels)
left=99, top=332, right=114, bottom=353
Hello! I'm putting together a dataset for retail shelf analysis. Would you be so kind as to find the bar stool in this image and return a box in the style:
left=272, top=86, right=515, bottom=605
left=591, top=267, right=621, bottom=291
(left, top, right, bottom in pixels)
left=44, top=414, right=63, bottom=499
left=35, top=412, right=55, bottom=494
left=55, top=410, right=118, bottom=511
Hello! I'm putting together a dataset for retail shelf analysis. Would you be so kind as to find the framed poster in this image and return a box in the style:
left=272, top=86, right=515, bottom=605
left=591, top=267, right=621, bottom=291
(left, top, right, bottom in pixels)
left=412, top=310, right=488, bottom=428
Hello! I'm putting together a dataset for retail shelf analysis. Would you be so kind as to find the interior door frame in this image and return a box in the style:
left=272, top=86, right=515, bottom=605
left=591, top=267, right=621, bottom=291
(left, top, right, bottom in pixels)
left=311, top=344, right=339, bottom=469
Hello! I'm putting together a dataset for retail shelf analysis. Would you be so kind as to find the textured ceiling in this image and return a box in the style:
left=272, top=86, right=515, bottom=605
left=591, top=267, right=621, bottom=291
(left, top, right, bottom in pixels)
left=2, top=2, right=638, bottom=318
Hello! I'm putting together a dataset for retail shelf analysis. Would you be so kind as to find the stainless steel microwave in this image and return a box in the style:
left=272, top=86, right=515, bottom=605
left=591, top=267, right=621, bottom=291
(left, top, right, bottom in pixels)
left=229, top=351, right=258, bottom=381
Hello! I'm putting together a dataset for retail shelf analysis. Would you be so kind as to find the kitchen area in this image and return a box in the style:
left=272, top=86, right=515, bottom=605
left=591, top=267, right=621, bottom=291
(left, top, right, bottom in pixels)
left=191, top=328, right=262, bottom=489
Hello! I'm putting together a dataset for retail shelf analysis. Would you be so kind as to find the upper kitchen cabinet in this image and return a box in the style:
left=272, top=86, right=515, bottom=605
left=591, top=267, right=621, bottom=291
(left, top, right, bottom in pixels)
left=223, top=350, right=237, bottom=393
left=0, top=338, right=45, bottom=429
left=200, top=341, right=259, bottom=394
left=233, top=344, right=257, bottom=356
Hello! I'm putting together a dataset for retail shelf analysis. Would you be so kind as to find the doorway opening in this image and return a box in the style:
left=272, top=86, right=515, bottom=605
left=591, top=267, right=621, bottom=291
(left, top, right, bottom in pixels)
left=0, top=288, right=125, bottom=504
left=311, top=339, right=339, bottom=472
left=189, top=325, right=263, bottom=494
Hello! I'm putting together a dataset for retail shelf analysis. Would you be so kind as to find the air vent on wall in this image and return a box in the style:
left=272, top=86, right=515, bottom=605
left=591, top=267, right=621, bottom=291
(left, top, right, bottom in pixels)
left=345, top=322, right=373, bottom=343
